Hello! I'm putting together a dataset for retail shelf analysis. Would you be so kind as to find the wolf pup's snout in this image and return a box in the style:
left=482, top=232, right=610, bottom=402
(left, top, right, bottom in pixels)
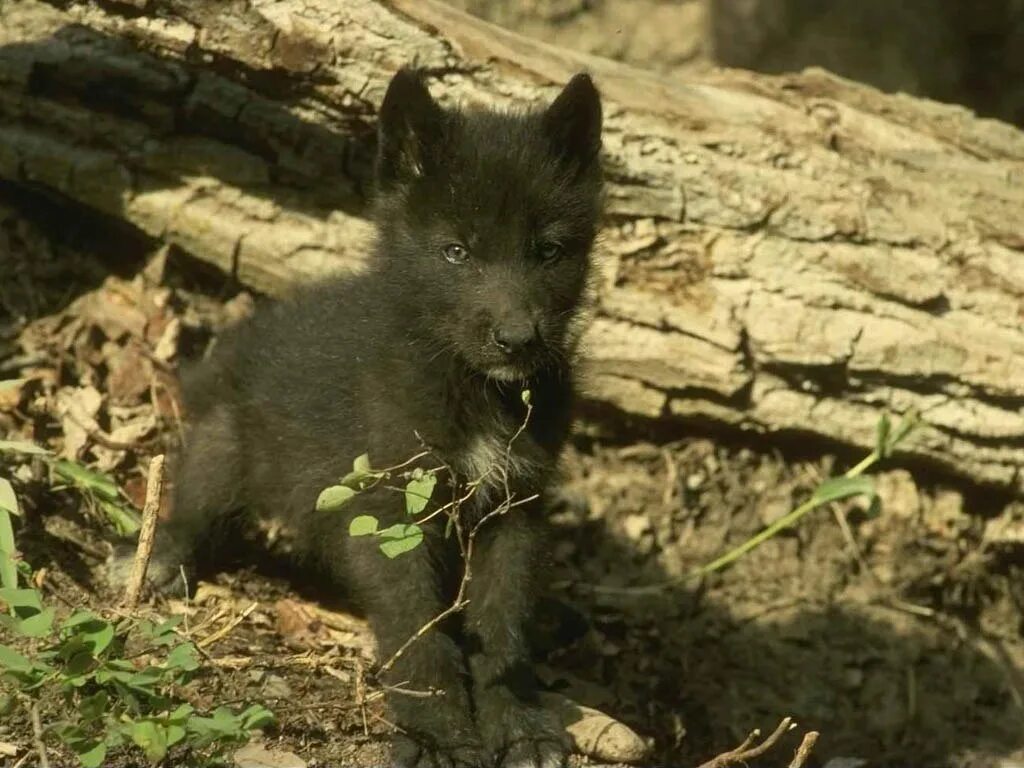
left=492, top=316, right=539, bottom=355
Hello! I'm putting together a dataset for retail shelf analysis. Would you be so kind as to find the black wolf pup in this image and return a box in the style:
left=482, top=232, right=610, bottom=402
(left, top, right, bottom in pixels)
left=131, top=70, right=603, bottom=767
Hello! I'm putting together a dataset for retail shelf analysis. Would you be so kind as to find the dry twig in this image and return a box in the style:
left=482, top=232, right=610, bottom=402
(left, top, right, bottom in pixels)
left=695, top=717, right=796, bottom=768
left=122, top=454, right=165, bottom=610
left=198, top=601, right=258, bottom=649
left=788, top=731, right=819, bottom=768
left=28, top=701, right=50, bottom=768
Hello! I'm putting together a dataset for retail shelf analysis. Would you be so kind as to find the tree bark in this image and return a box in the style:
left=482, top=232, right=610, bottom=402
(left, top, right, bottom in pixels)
left=2, top=0, right=1024, bottom=492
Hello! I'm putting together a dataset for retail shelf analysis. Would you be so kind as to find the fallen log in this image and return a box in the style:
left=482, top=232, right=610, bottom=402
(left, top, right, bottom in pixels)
left=2, top=0, right=1023, bottom=491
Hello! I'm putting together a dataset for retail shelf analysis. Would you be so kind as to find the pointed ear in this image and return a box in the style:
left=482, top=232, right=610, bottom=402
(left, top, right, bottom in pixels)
left=377, top=69, right=444, bottom=189
left=543, top=73, right=602, bottom=167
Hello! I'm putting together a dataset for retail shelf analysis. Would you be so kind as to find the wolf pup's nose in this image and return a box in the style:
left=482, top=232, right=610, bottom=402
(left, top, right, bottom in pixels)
left=492, top=320, right=538, bottom=355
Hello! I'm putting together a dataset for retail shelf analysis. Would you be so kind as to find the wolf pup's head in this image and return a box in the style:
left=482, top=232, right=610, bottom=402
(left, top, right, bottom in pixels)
left=374, top=69, right=603, bottom=382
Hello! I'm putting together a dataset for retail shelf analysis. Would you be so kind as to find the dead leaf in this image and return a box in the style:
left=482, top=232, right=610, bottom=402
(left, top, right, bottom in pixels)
left=123, top=475, right=148, bottom=510
left=85, top=280, right=148, bottom=340
left=56, top=385, right=104, bottom=459
left=193, top=582, right=235, bottom=605
left=107, top=345, right=154, bottom=405
left=108, top=413, right=156, bottom=445
left=153, top=317, right=181, bottom=362
left=275, top=598, right=327, bottom=648
left=142, top=245, right=169, bottom=286
left=0, top=378, right=27, bottom=412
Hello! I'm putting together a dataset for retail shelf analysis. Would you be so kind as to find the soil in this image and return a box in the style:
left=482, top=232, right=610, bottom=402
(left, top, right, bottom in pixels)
left=1, top=192, right=1023, bottom=768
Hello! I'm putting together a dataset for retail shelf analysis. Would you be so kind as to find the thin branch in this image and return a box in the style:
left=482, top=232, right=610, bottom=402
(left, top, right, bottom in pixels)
left=197, top=601, right=258, bottom=649
left=122, top=454, right=165, bottom=610
left=788, top=731, right=819, bottom=768
left=695, top=717, right=795, bottom=768
left=28, top=701, right=50, bottom=768
left=377, top=597, right=470, bottom=676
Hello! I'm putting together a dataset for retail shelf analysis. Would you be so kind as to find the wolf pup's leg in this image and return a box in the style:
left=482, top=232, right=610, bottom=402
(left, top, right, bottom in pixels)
left=341, top=511, right=485, bottom=768
left=465, top=509, right=569, bottom=768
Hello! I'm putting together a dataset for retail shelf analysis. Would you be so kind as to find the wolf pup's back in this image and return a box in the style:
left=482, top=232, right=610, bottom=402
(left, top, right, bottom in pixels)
left=130, top=70, right=603, bottom=768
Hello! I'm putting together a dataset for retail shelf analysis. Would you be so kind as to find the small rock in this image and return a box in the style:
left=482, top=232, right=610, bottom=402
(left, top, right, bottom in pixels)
left=234, top=743, right=306, bottom=768
left=540, top=692, right=651, bottom=764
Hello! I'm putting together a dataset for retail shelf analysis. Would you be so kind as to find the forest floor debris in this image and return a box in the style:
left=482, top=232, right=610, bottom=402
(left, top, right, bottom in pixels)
left=1, top=205, right=1023, bottom=766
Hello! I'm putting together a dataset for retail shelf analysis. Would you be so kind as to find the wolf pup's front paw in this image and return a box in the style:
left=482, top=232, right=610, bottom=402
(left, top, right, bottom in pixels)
left=106, top=537, right=189, bottom=598
left=479, top=698, right=570, bottom=768
left=393, top=734, right=487, bottom=768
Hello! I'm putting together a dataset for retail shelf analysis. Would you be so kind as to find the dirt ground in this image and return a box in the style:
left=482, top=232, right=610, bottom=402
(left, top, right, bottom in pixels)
left=2, top=191, right=1024, bottom=768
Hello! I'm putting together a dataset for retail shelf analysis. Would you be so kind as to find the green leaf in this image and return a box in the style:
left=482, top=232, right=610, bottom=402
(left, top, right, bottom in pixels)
left=58, top=724, right=109, bottom=768
left=17, top=607, right=55, bottom=638
left=168, top=703, right=194, bottom=722
left=165, top=722, right=186, bottom=748
left=98, top=499, right=141, bottom=536
left=341, top=453, right=378, bottom=489
left=875, top=413, right=892, bottom=458
left=154, top=615, right=185, bottom=635
left=79, top=691, right=109, bottom=722
left=0, top=478, right=17, bottom=516
left=137, top=614, right=184, bottom=647
left=0, top=439, right=50, bottom=456
left=316, top=484, right=357, bottom=512
left=349, top=515, right=379, bottom=537
left=240, top=704, right=276, bottom=730
left=404, top=473, right=436, bottom=516
left=62, top=610, right=102, bottom=629
left=378, top=523, right=424, bottom=559
left=164, top=642, right=200, bottom=673
left=52, top=460, right=120, bottom=502
left=74, top=740, right=106, bottom=768
left=64, top=650, right=97, bottom=684
left=63, top=613, right=114, bottom=655
left=0, top=587, right=42, bottom=613
left=130, top=719, right=169, bottom=763
left=888, top=409, right=920, bottom=452
left=521, top=388, right=532, bottom=406
left=810, top=476, right=876, bottom=505
left=187, top=706, right=248, bottom=746
left=0, top=512, right=17, bottom=592
left=0, top=643, right=32, bottom=672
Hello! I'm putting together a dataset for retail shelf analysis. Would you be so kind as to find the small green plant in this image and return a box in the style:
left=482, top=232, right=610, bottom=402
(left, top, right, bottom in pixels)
left=0, top=438, right=140, bottom=536
left=0, top=470, right=273, bottom=766
left=318, top=387, right=537, bottom=559
left=692, top=410, right=920, bottom=577
left=316, top=452, right=437, bottom=558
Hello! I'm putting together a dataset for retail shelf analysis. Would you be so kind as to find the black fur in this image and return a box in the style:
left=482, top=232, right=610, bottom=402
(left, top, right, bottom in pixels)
left=132, top=70, right=603, bottom=768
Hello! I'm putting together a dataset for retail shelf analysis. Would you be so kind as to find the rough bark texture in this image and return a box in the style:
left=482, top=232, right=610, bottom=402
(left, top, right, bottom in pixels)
left=2, top=0, right=1024, bottom=491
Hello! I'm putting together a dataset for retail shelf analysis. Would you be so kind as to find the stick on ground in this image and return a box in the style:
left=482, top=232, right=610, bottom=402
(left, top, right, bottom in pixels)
left=123, top=454, right=166, bottom=611
left=788, top=731, right=820, bottom=768
left=28, top=701, right=50, bottom=768
left=695, top=717, right=797, bottom=768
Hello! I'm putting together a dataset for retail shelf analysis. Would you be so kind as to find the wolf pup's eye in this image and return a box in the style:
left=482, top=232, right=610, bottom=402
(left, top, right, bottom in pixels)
left=537, top=242, right=563, bottom=262
left=442, top=243, right=469, bottom=264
